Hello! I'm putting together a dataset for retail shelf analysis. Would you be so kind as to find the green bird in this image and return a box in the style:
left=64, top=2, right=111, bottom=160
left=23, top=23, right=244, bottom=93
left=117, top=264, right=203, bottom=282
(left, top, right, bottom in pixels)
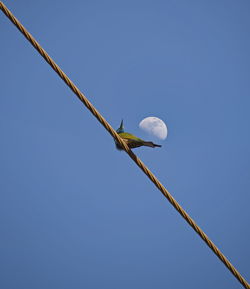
left=115, top=120, right=161, bottom=150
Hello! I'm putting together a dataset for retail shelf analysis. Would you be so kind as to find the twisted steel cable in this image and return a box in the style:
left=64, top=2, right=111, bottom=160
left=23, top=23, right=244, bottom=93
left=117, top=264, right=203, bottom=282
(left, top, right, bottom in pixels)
left=0, top=2, right=249, bottom=288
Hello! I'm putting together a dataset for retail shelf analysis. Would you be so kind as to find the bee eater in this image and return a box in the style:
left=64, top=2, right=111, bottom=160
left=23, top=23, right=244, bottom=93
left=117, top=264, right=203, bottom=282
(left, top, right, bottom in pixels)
left=115, top=120, right=161, bottom=150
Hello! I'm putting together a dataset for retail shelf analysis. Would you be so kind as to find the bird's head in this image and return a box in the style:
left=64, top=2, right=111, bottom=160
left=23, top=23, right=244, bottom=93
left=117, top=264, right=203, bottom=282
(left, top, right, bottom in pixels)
left=116, top=119, right=124, bottom=134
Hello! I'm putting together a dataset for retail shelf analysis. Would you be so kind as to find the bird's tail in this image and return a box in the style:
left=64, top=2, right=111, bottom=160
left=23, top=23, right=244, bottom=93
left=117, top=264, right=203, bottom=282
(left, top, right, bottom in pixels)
left=143, top=141, right=162, bottom=148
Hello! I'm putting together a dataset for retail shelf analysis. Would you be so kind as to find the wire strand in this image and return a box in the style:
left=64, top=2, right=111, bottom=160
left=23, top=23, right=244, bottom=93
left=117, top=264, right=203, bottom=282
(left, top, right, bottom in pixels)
left=0, top=2, right=249, bottom=288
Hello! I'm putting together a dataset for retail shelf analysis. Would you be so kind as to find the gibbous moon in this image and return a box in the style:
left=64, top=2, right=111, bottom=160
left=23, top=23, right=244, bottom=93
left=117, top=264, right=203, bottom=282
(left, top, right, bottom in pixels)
left=139, top=117, right=168, bottom=140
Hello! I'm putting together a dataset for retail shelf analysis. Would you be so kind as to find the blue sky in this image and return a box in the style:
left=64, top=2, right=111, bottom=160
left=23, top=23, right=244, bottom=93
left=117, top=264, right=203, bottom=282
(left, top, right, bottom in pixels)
left=1, top=1, right=249, bottom=288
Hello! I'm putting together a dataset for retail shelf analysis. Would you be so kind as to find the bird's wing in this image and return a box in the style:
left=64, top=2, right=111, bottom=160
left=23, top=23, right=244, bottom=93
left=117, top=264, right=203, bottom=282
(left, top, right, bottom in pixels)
left=119, top=132, right=144, bottom=142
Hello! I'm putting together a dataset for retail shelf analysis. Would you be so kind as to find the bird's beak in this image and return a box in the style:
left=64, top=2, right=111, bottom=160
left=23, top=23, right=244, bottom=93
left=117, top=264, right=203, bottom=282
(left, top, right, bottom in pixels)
left=120, top=119, right=124, bottom=129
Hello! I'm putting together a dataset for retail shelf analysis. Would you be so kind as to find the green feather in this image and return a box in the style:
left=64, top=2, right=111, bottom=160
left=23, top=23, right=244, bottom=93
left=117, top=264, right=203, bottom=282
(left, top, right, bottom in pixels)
left=118, top=132, right=144, bottom=142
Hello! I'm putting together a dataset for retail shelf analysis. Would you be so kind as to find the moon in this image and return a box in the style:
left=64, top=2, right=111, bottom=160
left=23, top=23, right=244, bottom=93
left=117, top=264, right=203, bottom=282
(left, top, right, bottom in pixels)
left=139, top=117, right=168, bottom=140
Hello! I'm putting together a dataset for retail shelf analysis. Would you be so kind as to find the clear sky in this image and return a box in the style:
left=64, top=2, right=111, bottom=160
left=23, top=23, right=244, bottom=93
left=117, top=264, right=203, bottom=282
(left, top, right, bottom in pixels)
left=1, top=1, right=249, bottom=288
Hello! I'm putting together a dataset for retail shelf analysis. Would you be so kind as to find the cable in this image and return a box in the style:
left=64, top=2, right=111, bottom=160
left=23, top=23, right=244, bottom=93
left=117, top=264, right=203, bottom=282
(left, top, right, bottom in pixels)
left=0, top=2, right=249, bottom=288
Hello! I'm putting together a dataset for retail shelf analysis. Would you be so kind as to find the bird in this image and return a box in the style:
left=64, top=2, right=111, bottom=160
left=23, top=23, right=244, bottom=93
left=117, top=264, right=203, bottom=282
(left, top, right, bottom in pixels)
left=115, top=120, right=162, bottom=150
